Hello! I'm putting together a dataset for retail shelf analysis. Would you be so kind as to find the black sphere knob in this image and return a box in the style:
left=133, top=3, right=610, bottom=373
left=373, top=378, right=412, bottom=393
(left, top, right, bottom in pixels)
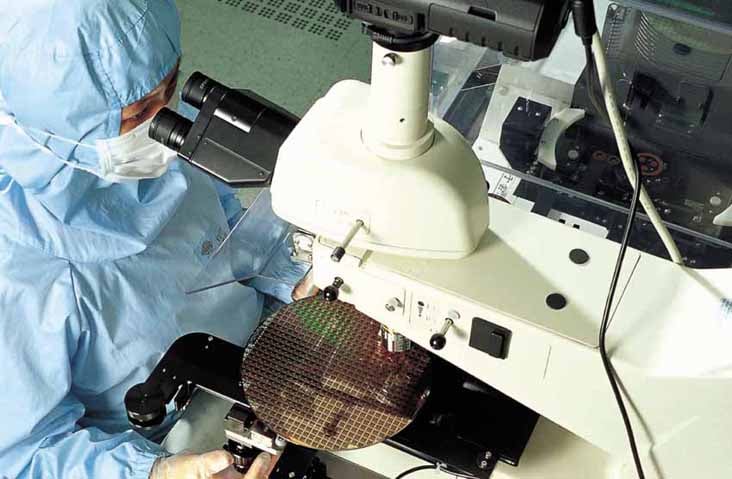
left=322, top=277, right=344, bottom=302
left=430, top=333, right=447, bottom=350
left=323, top=286, right=339, bottom=302
left=430, top=317, right=455, bottom=351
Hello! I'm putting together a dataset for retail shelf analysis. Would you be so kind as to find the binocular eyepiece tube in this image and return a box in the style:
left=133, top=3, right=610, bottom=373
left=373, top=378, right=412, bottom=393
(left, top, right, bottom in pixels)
left=147, top=72, right=299, bottom=187
left=150, top=71, right=226, bottom=151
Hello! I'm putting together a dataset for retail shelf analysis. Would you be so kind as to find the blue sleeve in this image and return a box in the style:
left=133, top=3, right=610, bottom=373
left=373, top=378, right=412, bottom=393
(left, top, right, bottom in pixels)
left=221, top=189, right=308, bottom=303
left=245, top=235, right=310, bottom=304
left=0, top=267, right=164, bottom=479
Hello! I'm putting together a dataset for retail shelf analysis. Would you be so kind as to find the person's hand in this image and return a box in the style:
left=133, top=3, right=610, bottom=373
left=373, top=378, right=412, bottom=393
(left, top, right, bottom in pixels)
left=219, top=452, right=276, bottom=479
left=291, top=270, right=320, bottom=301
left=149, top=450, right=273, bottom=479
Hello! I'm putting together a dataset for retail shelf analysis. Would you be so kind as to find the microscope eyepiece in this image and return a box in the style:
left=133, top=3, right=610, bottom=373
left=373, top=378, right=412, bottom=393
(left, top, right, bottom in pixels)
left=149, top=107, right=192, bottom=152
left=147, top=72, right=298, bottom=187
left=182, top=71, right=226, bottom=109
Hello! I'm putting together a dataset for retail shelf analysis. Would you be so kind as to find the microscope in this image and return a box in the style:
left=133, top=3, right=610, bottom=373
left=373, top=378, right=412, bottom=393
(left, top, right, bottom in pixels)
left=128, top=1, right=732, bottom=478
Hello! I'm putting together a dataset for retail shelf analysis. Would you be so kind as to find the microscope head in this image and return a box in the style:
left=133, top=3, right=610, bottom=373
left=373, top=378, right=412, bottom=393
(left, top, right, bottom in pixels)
left=270, top=1, right=571, bottom=259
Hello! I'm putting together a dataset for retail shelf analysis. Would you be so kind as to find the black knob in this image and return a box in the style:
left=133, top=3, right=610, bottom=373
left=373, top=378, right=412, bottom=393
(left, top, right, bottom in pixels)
left=323, top=277, right=344, bottom=302
left=430, top=333, right=447, bottom=350
left=331, top=247, right=346, bottom=262
left=124, top=384, right=166, bottom=429
left=429, top=317, right=454, bottom=351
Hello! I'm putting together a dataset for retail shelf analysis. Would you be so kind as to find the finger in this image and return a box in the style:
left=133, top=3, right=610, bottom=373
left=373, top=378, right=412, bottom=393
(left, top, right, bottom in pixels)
left=199, top=450, right=235, bottom=475
left=264, top=452, right=280, bottom=476
left=212, top=465, right=245, bottom=479
left=292, top=271, right=319, bottom=301
left=244, top=453, right=272, bottom=479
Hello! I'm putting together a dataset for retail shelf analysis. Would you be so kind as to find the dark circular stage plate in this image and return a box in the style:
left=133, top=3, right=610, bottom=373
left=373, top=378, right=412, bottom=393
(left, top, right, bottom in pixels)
left=241, top=296, right=431, bottom=451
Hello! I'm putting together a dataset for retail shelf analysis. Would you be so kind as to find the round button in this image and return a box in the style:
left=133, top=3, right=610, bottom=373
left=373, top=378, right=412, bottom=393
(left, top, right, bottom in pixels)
left=546, top=293, right=567, bottom=310
left=569, top=248, right=590, bottom=265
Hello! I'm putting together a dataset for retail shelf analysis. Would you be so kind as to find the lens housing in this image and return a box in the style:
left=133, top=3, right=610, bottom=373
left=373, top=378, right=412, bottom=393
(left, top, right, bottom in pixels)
left=149, top=108, right=193, bottom=152
left=182, top=72, right=225, bottom=109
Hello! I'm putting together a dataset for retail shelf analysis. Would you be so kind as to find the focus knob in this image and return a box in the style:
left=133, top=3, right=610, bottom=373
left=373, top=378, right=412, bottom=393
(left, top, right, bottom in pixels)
left=125, top=384, right=166, bottom=429
left=323, top=277, right=344, bottom=302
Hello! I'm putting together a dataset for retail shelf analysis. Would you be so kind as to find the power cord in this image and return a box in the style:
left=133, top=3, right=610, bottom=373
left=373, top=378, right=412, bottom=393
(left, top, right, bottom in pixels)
left=583, top=46, right=651, bottom=476
left=571, top=2, right=654, bottom=478
left=597, top=145, right=647, bottom=479
left=591, top=33, right=683, bottom=264
left=583, top=46, right=610, bottom=125
left=395, top=463, right=480, bottom=479
left=395, top=464, right=435, bottom=479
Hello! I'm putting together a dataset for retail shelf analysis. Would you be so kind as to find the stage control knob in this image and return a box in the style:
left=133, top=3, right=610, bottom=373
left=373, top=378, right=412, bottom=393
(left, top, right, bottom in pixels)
left=323, top=277, right=344, bottom=302
left=125, top=384, right=166, bottom=429
left=430, top=310, right=460, bottom=350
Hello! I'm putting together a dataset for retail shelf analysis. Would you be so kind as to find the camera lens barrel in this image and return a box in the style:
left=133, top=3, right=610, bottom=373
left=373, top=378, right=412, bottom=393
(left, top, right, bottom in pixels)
left=182, top=72, right=225, bottom=109
left=149, top=108, right=193, bottom=152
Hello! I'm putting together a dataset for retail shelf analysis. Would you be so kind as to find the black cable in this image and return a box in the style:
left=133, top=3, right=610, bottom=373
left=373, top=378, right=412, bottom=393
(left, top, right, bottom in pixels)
left=598, top=153, right=646, bottom=479
left=572, top=0, right=648, bottom=473
left=584, top=45, right=610, bottom=125
left=394, top=464, right=436, bottom=479
left=394, top=463, right=480, bottom=479
left=585, top=49, right=648, bottom=479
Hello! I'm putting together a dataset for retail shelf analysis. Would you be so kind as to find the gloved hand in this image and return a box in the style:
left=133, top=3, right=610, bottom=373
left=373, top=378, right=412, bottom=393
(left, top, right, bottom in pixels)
left=291, top=270, right=319, bottom=302
left=150, top=450, right=272, bottom=479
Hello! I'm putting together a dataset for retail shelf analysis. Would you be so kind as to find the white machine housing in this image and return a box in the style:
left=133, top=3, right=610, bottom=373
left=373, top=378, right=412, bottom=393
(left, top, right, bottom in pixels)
left=269, top=8, right=732, bottom=477
left=309, top=199, right=732, bottom=479
left=271, top=44, right=489, bottom=259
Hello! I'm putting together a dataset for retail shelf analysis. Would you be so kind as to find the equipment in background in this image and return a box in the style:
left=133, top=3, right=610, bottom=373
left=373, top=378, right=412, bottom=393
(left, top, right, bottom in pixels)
left=150, top=72, right=298, bottom=187
left=468, top=2, right=732, bottom=267
left=569, top=1, right=732, bottom=231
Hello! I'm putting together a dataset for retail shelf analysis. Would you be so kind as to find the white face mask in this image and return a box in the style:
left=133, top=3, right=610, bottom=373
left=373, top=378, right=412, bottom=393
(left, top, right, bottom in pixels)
left=91, top=117, right=178, bottom=182
left=0, top=100, right=179, bottom=183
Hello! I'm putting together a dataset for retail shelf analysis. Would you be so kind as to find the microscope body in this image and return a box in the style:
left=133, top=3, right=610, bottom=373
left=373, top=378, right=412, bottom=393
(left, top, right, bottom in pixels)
left=270, top=75, right=489, bottom=259
left=135, top=1, right=732, bottom=477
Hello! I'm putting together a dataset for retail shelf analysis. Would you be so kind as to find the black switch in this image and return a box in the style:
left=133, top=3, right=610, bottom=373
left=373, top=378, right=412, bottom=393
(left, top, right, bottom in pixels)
left=469, top=318, right=511, bottom=360
left=488, top=331, right=506, bottom=358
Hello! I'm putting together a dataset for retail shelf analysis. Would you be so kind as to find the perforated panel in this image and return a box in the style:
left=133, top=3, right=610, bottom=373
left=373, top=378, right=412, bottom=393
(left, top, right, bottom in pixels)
left=241, top=296, right=431, bottom=451
left=604, top=4, right=732, bottom=81
left=216, top=0, right=353, bottom=42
